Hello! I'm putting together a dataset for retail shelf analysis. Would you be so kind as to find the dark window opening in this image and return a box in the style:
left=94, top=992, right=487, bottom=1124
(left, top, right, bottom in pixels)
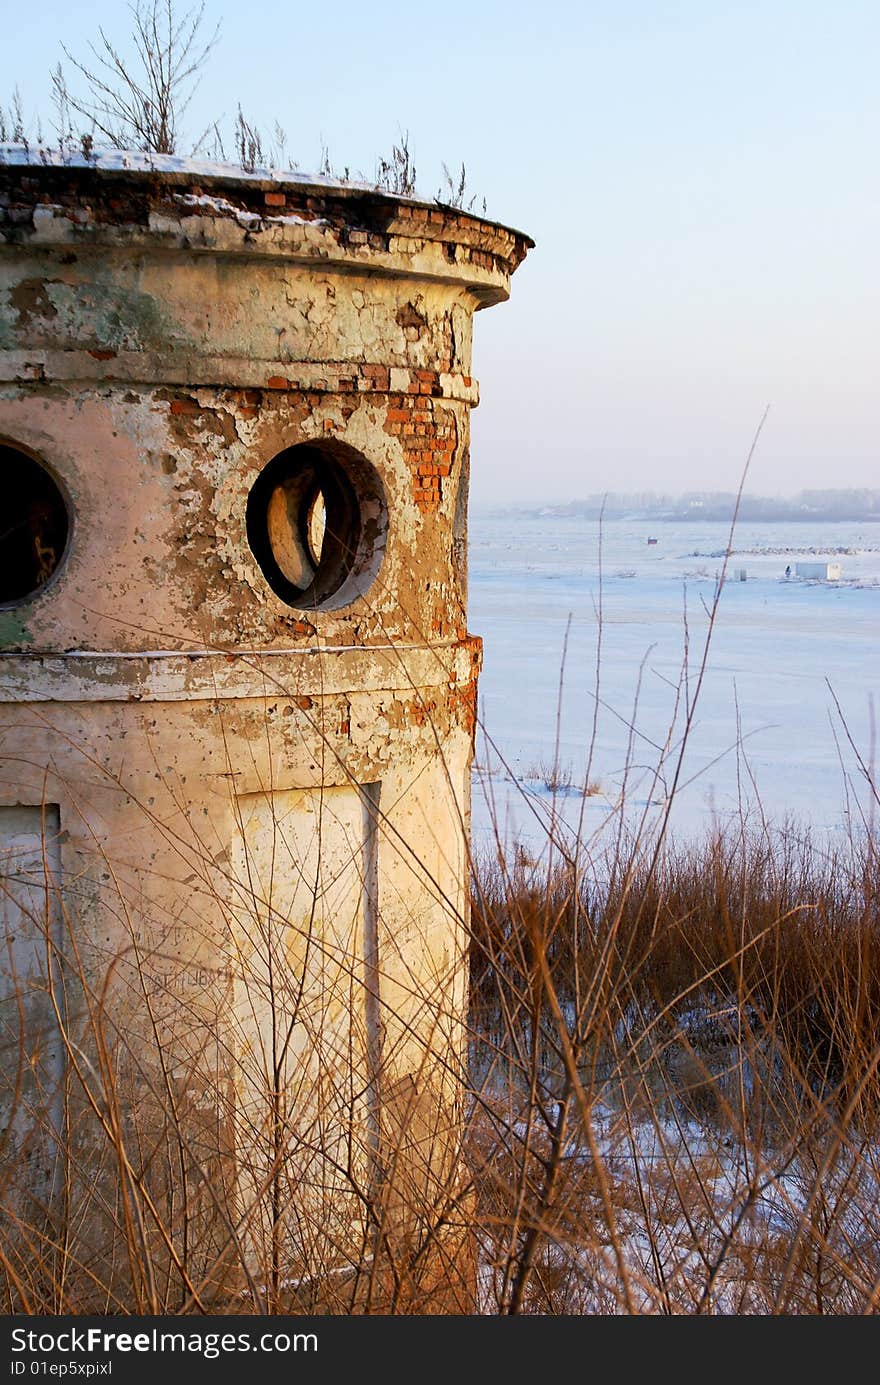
left=247, top=442, right=385, bottom=610
left=0, top=445, right=70, bottom=606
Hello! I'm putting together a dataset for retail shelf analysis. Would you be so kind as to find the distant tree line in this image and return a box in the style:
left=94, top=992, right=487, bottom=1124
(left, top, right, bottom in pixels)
left=535, top=490, right=880, bottom=523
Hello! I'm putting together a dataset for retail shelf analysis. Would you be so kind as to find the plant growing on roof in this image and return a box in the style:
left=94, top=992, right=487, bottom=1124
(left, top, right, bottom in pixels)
left=374, top=130, right=417, bottom=197
left=52, top=0, right=220, bottom=154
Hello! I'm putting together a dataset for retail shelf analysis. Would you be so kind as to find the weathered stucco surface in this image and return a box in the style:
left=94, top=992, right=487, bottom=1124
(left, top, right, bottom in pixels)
left=0, top=160, right=530, bottom=1308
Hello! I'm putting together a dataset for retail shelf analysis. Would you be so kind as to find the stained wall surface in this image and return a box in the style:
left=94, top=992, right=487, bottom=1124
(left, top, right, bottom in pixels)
left=0, top=155, right=530, bottom=1307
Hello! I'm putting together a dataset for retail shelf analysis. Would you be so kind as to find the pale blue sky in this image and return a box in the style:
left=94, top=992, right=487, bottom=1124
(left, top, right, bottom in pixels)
left=3, top=1, right=877, bottom=503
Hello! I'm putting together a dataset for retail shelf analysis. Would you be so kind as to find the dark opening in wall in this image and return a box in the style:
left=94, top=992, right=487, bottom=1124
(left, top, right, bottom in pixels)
left=246, top=441, right=387, bottom=611
left=0, top=444, right=70, bottom=606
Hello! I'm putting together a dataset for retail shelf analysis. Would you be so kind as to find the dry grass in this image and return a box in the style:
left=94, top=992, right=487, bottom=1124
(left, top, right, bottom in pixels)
left=2, top=742, right=878, bottom=1315
left=466, top=822, right=880, bottom=1313
left=522, top=757, right=603, bottom=797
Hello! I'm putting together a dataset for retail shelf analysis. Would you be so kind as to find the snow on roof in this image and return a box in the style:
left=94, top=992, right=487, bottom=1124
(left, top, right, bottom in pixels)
left=173, top=190, right=327, bottom=227
left=0, top=142, right=412, bottom=201
left=0, top=143, right=535, bottom=247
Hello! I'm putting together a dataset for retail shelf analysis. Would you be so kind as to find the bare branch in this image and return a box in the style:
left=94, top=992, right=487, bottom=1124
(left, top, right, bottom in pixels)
left=56, top=0, right=220, bottom=154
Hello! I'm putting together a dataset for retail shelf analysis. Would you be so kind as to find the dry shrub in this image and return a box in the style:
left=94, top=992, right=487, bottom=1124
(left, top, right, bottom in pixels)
left=3, top=749, right=879, bottom=1313
left=466, top=820, right=880, bottom=1313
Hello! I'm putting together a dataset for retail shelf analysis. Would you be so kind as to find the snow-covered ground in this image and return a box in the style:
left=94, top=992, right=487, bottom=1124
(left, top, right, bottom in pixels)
left=470, top=1087, right=880, bottom=1313
left=469, top=511, right=879, bottom=857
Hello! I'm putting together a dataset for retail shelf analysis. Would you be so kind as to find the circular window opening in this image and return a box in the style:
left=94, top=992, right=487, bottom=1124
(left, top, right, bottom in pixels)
left=246, top=441, right=387, bottom=610
left=0, top=444, right=70, bottom=606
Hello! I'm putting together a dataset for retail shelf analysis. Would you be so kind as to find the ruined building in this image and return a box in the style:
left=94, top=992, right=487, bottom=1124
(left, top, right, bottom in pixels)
left=0, top=150, right=530, bottom=1309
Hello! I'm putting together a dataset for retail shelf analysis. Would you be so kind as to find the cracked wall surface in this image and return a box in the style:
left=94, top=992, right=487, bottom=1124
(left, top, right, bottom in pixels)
left=0, top=160, right=530, bottom=1307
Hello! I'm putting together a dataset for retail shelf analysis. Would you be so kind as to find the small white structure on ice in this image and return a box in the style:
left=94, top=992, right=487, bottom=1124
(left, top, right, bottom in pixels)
left=795, top=561, right=841, bottom=581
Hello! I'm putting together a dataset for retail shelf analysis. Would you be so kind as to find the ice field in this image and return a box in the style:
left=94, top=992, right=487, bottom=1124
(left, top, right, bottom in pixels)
left=469, top=510, right=879, bottom=856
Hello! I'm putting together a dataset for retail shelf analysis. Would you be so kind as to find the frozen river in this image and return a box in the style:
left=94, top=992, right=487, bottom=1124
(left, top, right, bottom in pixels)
left=468, top=510, right=879, bottom=857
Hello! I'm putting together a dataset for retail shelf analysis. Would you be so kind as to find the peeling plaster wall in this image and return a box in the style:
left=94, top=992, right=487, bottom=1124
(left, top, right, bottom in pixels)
left=0, top=163, right=529, bottom=1306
